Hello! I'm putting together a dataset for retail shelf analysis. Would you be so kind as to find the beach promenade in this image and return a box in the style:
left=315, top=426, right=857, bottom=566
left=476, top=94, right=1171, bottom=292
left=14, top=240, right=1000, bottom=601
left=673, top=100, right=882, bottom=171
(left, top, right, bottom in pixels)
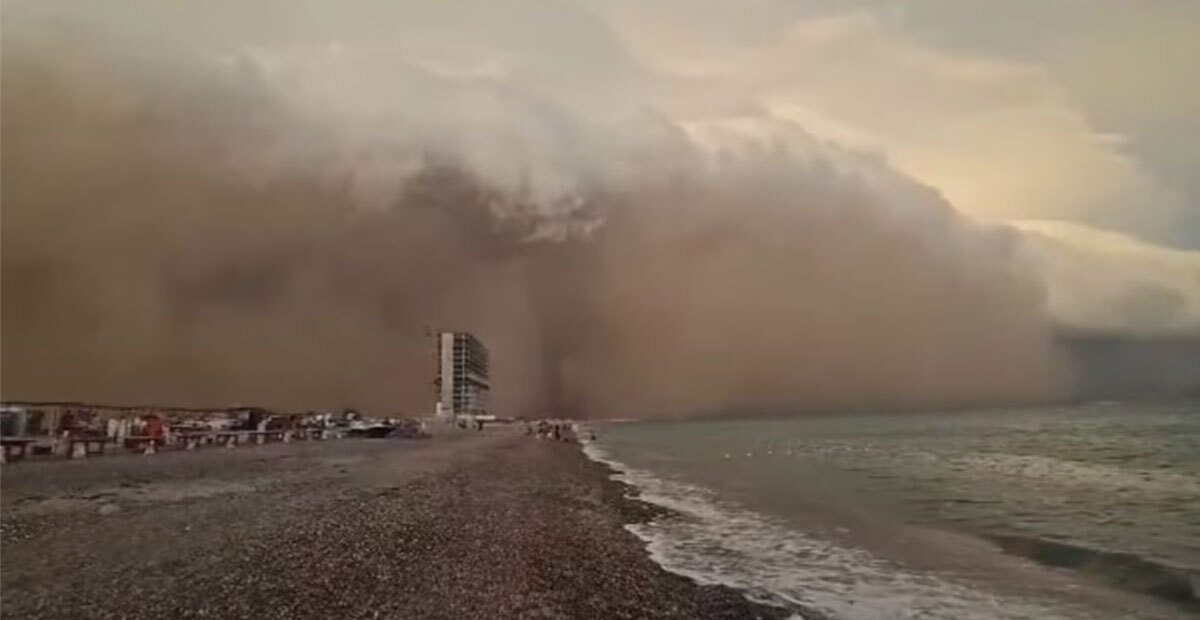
left=0, top=427, right=785, bottom=619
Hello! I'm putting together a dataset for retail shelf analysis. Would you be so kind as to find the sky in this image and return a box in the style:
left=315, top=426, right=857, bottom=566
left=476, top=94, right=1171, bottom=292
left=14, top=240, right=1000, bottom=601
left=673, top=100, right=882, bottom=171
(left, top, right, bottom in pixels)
left=601, top=0, right=1200, bottom=335
left=2, top=0, right=1198, bottom=415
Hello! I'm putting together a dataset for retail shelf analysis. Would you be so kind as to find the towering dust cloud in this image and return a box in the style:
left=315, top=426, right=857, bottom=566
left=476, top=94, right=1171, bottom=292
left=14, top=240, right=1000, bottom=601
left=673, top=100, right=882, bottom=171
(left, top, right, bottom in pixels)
left=1, top=2, right=1060, bottom=417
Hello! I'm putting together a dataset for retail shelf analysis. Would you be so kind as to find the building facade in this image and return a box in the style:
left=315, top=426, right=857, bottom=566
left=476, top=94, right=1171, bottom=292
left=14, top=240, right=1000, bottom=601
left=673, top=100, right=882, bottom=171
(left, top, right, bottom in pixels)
left=438, top=332, right=490, bottom=418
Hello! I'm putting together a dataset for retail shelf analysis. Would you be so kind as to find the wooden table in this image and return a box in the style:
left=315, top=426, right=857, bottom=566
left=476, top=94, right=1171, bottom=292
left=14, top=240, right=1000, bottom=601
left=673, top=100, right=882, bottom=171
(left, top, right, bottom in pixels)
left=123, top=435, right=163, bottom=452
left=246, top=430, right=289, bottom=444
left=67, top=436, right=108, bottom=458
left=1, top=438, right=35, bottom=462
left=213, top=431, right=243, bottom=447
left=296, top=428, right=328, bottom=440
left=175, top=432, right=214, bottom=449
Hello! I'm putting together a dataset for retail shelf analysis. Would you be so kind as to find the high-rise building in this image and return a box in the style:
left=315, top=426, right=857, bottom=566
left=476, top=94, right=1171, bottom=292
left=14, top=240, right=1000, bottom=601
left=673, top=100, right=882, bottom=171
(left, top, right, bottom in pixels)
left=437, top=332, right=490, bottom=418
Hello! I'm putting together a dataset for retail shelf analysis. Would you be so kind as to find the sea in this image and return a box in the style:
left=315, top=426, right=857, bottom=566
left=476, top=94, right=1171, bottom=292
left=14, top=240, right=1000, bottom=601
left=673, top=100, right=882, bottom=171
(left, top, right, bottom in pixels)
left=582, top=401, right=1200, bottom=620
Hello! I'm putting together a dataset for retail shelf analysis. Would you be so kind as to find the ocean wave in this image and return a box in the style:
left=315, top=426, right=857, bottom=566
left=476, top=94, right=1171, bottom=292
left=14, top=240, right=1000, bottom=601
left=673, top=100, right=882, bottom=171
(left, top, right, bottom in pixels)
left=987, top=534, right=1200, bottom=611
left=942, top=453, right=1200, bottom=496
left=580, top=439, right=1100, bottom=620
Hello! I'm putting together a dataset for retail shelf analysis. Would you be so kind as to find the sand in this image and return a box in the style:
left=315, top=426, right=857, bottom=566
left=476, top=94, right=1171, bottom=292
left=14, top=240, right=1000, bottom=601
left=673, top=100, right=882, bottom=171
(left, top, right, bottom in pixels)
left=0, top=428, right=787, bottom=619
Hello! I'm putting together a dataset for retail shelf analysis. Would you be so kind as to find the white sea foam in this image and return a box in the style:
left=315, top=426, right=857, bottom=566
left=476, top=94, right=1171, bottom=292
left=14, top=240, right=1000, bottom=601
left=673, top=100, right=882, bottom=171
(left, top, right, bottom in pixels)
left=580, top=439, right=1099, bottom=620
left=942, top=452, right=1200, bottom=495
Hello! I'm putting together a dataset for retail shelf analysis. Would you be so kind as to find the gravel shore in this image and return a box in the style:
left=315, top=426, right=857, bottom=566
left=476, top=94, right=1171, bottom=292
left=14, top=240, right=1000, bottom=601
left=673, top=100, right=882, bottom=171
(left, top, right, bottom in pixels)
left=1, top=429, right=787, bottom=619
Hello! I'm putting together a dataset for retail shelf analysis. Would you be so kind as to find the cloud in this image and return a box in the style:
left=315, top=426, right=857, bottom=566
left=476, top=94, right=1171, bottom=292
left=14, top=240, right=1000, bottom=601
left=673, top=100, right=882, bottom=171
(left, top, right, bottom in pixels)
left=1015, top=221, right=1200, bottom=337
left=603, top=6, right=1185, bottom=236
left=1, top=0, right=1194, bottom=417
left=600, top=0, right=1200, bottom=339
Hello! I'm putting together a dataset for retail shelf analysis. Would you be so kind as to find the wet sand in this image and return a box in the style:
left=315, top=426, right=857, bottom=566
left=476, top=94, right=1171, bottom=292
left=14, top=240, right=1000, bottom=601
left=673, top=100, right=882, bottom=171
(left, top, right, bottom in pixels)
left=0, top=429, right=786, bottom=619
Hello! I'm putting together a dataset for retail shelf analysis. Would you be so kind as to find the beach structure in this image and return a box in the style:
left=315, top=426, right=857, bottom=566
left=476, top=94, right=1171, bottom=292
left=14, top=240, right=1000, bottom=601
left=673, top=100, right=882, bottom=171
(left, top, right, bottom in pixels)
left=436, top=332, right=490, bottom=421
left=0, top=402, right=339, bottom=462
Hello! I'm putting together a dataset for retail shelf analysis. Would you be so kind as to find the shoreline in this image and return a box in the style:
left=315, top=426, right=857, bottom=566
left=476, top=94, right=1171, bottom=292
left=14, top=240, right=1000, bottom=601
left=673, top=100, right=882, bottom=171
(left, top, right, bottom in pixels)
left=577, top=424, right=1198, bottom=620
left=574, top=440, right=795, bottom=619
left=1, top=428, right=789, bottom=619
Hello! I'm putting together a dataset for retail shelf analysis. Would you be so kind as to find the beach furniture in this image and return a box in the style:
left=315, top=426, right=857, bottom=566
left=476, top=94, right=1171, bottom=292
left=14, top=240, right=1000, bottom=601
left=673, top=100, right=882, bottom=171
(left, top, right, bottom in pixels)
left=0, top=438, right=35, bottom=462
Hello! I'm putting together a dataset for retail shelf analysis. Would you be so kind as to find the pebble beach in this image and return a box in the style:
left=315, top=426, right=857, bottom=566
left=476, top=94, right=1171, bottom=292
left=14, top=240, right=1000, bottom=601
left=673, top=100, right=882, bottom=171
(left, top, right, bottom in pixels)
left=0, top=428, right=787, bottom=620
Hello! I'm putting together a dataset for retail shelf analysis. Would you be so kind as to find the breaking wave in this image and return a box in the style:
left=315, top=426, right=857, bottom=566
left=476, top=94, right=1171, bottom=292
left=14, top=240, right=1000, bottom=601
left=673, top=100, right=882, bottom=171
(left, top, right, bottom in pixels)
left=580, top=438, right=1100, bottom=620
